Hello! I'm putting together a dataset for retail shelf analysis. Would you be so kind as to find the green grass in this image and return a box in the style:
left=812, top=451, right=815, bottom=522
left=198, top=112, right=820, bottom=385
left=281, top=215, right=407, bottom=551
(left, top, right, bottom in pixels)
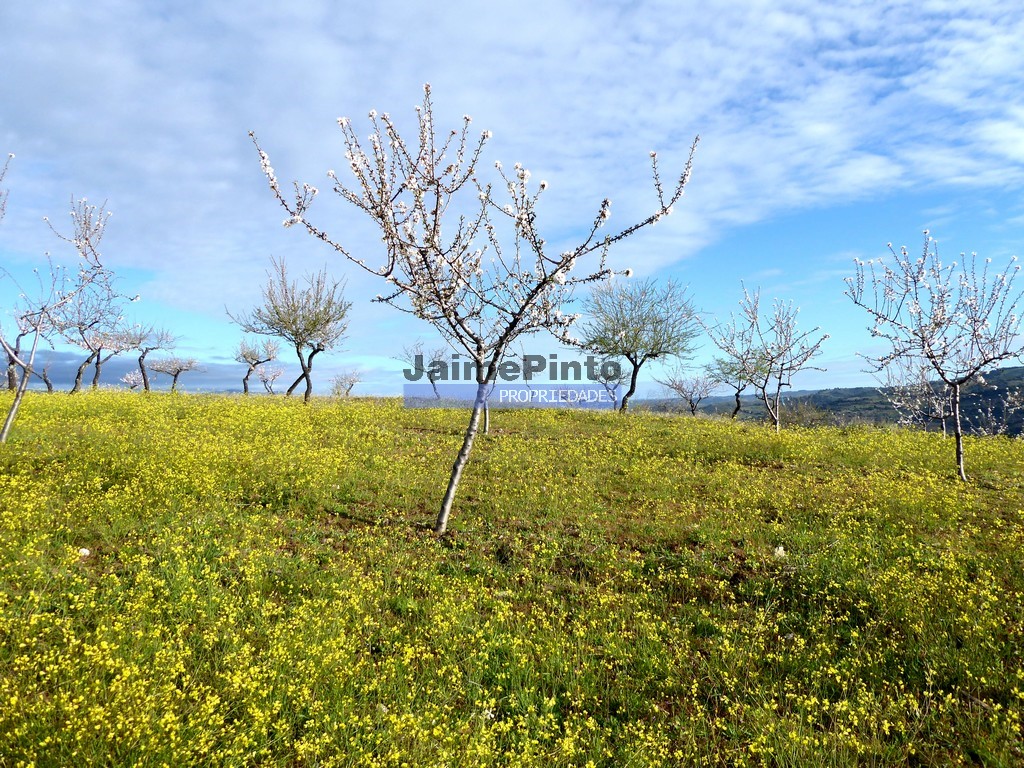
left=1, top=390, right=1023, bottom=766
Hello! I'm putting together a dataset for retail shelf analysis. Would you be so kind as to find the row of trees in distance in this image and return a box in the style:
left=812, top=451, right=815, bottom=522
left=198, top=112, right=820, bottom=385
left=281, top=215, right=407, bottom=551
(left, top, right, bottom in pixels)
left=250, top=85, right=1023, bottom=531
left=4, top=86, right=1023, bottom=528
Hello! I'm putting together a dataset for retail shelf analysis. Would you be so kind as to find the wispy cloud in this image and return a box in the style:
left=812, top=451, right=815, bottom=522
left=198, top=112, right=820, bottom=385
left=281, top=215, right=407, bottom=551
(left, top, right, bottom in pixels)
left=2, top=0, right=1023, bottom=390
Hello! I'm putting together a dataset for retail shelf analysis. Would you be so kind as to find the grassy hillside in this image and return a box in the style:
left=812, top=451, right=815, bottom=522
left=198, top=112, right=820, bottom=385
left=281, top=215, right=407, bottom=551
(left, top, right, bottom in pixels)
left=1, top=391, right=1023, bottom=766
left=659, top=366, right=1024, bottom=435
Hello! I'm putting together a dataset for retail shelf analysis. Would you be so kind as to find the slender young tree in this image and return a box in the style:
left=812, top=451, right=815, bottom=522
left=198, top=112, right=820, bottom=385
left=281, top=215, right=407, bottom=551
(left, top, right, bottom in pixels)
left=575, top=277, right=701, bottom=412
left=230, top=257, right=350, bottom=403
left=657, top=365, right=717, bottom=415
left=330, top=369, right=361, bottom=397
left=1, top=197, right=116, bottom=442
left=126, top=325, right=176, bottom=392
left=43, top=200, right=125, bottom=394
left=252, top=84, right=698, bottom=533
left=257, top=363, right=285, bottom=394
left=399, top=341, right=449, bottom=399
left=150, top=356, right=202, bottom=392
left=708, top=286, right=828, bottom=432
left=846, top=233, right=1024, bottom=480
left=235, top=337, right=280, bottom=394
left=706, top=357, right=753, bottom=419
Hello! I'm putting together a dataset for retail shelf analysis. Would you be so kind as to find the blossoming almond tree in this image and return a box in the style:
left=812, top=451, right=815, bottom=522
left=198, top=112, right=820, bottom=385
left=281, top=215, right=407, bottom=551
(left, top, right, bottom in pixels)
left=124, top=325, right=177, bottom=393
left=149, top=356, right=202, bottom=393
left=252, top=84, right=698, bottom=534
left=1, top=194, right=117, bottom=442
left=846, top=233, right=1024, bottom=480
left=707, top=285, right=828, bottom=432
left=234, top=337, right=280, bottom=395
left=656, top=365, right=718, bottom=415
left=257, top=363, right=284, bottom=394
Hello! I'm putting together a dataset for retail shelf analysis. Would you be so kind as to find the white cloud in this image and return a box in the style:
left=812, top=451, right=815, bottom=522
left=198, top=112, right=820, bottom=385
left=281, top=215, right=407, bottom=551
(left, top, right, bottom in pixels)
left=2, top=0, right=1024, bottom=389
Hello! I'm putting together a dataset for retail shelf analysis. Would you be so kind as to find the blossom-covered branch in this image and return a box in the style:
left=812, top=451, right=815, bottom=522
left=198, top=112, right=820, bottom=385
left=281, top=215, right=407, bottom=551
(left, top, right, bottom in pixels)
left=252, top=85, right=699, bottom=533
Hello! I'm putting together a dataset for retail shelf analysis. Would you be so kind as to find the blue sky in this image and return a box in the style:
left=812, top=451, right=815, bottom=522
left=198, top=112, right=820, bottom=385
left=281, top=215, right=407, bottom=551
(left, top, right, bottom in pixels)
left=2, top=0, right=1024, bottom=396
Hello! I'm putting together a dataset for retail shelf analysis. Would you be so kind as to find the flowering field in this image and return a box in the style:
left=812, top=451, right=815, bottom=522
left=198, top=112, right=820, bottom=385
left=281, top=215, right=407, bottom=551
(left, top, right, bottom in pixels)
left=1, top=391, right=1022, bottom=766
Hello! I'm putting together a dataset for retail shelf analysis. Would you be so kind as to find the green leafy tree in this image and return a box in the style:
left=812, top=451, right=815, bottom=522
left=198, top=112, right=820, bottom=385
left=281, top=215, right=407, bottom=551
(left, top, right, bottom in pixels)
left=576, top=278, right=701, bottom=412
left=231, top=257, right=350, bottom=404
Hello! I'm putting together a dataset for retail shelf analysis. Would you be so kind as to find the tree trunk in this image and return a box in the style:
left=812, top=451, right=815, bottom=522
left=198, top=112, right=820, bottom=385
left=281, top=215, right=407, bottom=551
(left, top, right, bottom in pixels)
left=6, top=332, right=26, bottom=391
left=242, top=367, right=253, bottom=395
left=619, top=359, right=641, bottom=413
left=286, top=344, right=307, bottom=398
left=70, top=350, right=98, bottom=394
left=951, top=382, right=967, bottom=481
left=285, top=373, right=304, bottom=397
left=731, top=390, right=742, bottom=419
left=92, top=350, right=114, bottom=389
left=139, top=350, right=151, bottom=392
left=303, top=348, right=322, bottom=404
left=435, top=381, right=488, bottom=534
left=171, top=372, right=181, bottom=392
left=1, top=329, right=41, bottom=443
left=763, top=385, right=782, bottom=432
left=41, top=367, right=54, bottom=394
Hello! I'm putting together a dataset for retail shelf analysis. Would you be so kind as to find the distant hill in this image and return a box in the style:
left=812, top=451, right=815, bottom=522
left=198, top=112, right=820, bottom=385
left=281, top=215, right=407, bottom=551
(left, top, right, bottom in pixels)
left=643, top=365, right=1024, bottom=436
